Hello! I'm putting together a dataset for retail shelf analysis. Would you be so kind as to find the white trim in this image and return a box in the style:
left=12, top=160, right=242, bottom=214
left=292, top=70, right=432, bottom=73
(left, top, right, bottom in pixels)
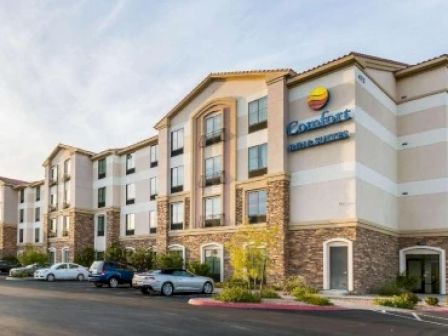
left=399, top=246, right=446, bottom=295
left=323, top=238, right=353, bottom=292
left=61, top=246, right=70, bottom=263
left=200, top=242, right=224, bottom=282
left=398, top=92, right=448, bottom=116
left=168, top=244, right=186, bottom=265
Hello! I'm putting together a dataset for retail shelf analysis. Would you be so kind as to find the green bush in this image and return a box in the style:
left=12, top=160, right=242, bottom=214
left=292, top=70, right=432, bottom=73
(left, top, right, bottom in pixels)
left=259, top=288, right=280, bottom=299
left=187, top=260, right=210, bottom=276
left=375, top=282, right=402, bottom=296
left=282, top=276, right=307, bottom=294
left=222, top=278, right=249, bottom=289
left=74, top=247, right=96, bottom=267
left=374, top=274, right=418, bottom=296
left=156, top=253, right=184, bottom=269
left=215, top=287, right=261, bottom=303
left=424, top=296, right=439, bottom=306
left=374, top=292, right=419, bottom=309
left=128, top=248, right=156, bottom=272
left=396, top=275, right=418, bottom=292
left=105, top=244, right=127, bottom=264
left=297, top=293, right=332, bottom=306
left=290, top=285, right=318, bottom=298
left=17, top=245, right=47, bottom=266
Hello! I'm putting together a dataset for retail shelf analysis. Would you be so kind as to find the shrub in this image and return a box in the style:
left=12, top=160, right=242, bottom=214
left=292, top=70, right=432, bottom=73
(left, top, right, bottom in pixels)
left=374, top=292, right=419, bottom=309
left=17, top=245, right=47, bottom=266
left=128, top=248, right=156, bottom=272
left=156, top=253, right=183, bottom=269
left=374, top=281, right=402, bottom=296
left=105, top=244, right=127, bottom=264
left=396, top=275, right=418, bottom=292
left=187, top=260, right=210, bottom=276
left=74, top=247, right=96, bottom=267
left=222, top=278, right=249, bottom=289
left=374, top=274, right=418, bottom=296
left=215, top=287, right=261, bottom=303
left=259, top=288, right=280, bottom=299
left=282, top=276, right=307, bottom=295
left=297, top=293, right=332, bottom=306
left=424, top=297, right=439, bottom=306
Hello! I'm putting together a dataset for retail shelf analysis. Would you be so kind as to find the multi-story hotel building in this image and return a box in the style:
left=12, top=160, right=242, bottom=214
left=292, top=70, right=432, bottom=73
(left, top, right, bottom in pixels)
left=0, top=52, right=447, bottom=294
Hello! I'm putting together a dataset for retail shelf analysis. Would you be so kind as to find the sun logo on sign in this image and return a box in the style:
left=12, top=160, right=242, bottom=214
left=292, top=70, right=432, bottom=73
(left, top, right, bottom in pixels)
left=307, top=86, right=330, bottom=111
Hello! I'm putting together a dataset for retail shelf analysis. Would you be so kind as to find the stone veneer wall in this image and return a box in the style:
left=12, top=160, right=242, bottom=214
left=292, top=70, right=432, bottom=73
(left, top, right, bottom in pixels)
left=72, top=211, right=94, bottom=260
left=287, top=225, right=398, bottom=294
left=0, top=224, right=17, bottom=257
left=119, top=237, right=157, bottom=250
left=235, top=188, right=242, bottom=225
left=266, top=175, right=289, bottom=284
left=184, top=197, right=190, bottom=230
left=106, top=209, right=120, bottom=248
left=156, top=197, right=169, bottom=253
left=399, top=236, right=448, bottom=294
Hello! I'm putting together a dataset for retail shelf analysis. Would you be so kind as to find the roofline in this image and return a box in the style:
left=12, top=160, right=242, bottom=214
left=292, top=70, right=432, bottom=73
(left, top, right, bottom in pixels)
left=395, top=54, right=448, bottom=79
left=43, top=144, right=96, bottom=166
left=116, top=135, right=158, bottom=156
left=91, top=149, right=121, bottom=161
left=154, top=69, right=295, bottom=129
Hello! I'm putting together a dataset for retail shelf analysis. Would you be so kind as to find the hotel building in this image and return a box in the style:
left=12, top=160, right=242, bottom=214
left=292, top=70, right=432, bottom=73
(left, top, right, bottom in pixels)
left=0, top=52, right=447, bottom=294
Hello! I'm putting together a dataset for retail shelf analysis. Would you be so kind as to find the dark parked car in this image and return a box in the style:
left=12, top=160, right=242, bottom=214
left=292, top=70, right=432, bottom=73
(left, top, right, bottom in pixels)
left=9, top=263, right=50, bottom=277
left=88, top=261, right=135, bottom=288
left=0, top=260, right=20, bottom=273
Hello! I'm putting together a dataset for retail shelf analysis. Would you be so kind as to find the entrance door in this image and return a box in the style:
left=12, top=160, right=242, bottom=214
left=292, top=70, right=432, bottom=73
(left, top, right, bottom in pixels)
left=204, top=247, right=221, bottom=282
left=329, top=246, right=348, bottom=290
left=406, top=254, right=440, bottom=294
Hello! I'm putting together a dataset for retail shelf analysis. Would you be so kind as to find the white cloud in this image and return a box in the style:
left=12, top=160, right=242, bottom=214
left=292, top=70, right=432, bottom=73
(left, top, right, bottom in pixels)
left=0, top=0, right=446, bottom=180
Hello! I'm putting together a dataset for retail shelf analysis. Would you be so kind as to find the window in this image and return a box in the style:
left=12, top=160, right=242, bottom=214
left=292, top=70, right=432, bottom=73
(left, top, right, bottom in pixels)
left=35, top=186, right=41, bottom=202
left=126, top=184, right=135, bottom=205
left=248, top=143, right=267, bottom=177
left=97, top=215, right=105, bottom=237
left=50, top=165, right=58, bottom=183
left=18, top=229, right=24, bottom=243
left=62, top=249, right=70, bottom=263
left=149, top=210, right=157, bottom=234
left=63, top=159, right=71, bottom=177
left=35, top=207, right=40, bottom=222
left=170, top=202, right=184, bottom=230
left=168, top=245, right=185, bottom=264
left=204, top=156, right=223, bottom=186
left=63, top=216, right=69, bottom=237
left=248, top=96, right=267, bottom=132
left=126, top=214, right=135, bottom=236
left=171, top=166, right=184, bottom=193
left=19, top=190, right=24, bottom=203
left=49, top=250, right=56, bottom=264
left=98, top=187, right=106, bottom=208
left=126, top=153, right=135, bottom=174
left=19, top=209, right=24, bottom=223
left=150, top=145, right=158, bottom=168
left=204, top=196, right=222, bottom=227
left=64, top=181, right=70, bottom=206
left=150, top=177, right=157, bottom=200
left=204, top=114, right=223, bottom=146
left=50, top=186, right=57, bottom=208
left=171, top=128, right=184, bottom=156
left=98, top=158, right=106, bottom=179
left=247, top=190, right=267, bottom=224
left=49, top=218, right=57, bottom=237
left=34, top=227, right=40, bottom=243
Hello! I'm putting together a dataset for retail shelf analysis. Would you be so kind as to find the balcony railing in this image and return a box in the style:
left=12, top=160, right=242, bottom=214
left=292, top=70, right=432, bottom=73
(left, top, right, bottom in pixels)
left=98, top=172, right=106, bottom=179
left=149, top=227, right=157, bottom=234
left=171, top=185, right=183, bottom=194
left=48, top=231, right=57, bottom=238
left=248, top=214, right=267, bottom=224
left=170, top=222, right=183, bottom=231
left=201, top=128, right=225, bottom=147
left=150, top=161, right=158, bottom=168
left=62, top=230, right=69, bottom=237
left=49, top=178, right=58, bottom=186
left=63, top=173, right=70, bottom=181
left=202, top=171, right=224, bottom=187
left=126, top=199, right=135, bottom=205
left=49, top=205, right=57, bottom=212
left=202, top=214, right=224, bottom=228
left=150, top=194, right=157, bottom=201
left=248, top=167, right=267, bottom=178
left=126, top=229, right=135, bottom=236
left=248, top=120, right=267, bottom=133
left=171, top=147, right=184, bottom=157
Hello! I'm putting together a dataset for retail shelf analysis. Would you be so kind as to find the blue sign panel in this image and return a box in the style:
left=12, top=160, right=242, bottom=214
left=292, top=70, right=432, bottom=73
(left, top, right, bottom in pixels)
left=288, top=131, right=349, bottom=152
left=287, top=109, right=352, bottom=136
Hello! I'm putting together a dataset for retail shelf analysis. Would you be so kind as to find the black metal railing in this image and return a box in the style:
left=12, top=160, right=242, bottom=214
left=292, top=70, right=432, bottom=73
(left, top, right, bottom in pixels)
left=202, top=171, right=225, bottom=187
left=248, top=167, right=267, bottom=178
left=170, top=222, right=183, bottom=231
left=248, top=120, right=267, bottom=133
left=201, top=128, right=225, bottom=147
left=248, top=215, right=266, bottom=224
left=171, top=185, right=183, bottom=194
left=202, top=214, right=224, bottom=227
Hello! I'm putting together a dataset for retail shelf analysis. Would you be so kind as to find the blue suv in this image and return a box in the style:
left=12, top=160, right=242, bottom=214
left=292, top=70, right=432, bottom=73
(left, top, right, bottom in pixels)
left=88, top=261, right=135, bottom=288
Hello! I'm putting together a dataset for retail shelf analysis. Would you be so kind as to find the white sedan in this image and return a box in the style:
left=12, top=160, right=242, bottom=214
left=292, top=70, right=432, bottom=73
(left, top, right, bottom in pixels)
left=34, top=263, right=89, bottom=282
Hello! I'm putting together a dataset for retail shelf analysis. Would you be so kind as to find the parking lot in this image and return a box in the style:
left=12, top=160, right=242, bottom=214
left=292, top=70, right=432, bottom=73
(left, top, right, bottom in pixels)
left=0, top=276, right=447, bottom=336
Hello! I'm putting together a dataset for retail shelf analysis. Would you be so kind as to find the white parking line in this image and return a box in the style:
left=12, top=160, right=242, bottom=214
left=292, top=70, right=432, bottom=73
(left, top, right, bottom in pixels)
left=412, top=313, right=422, bottom=321
left=376, top=310, right=448, bottom=328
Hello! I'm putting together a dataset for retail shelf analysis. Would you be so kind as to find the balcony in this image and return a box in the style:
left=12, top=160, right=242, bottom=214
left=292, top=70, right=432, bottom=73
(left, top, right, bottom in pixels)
left=49, top=205, right=57, bottom=212
left=171, top=147, right=184, bottom=157
left=98, top=201, right=105, bottom=208
left=248, top=120, right=267, bottom=133
left=248, top=167, right=267, bottom=178
left=202, top=214, right=224, bottom=228
left=149, top=227, right=157, bottom=234
left=202, top=171, right=224, bottom=187
left=170, top=222, right=183, bottom=231
left=201, top=128, right=225, bottom=147
left=49, top=178, right=58, bottom=186
left=126, top=167, right=135, bottom=175
left=150, top=161, right=158, bottom=168
left=248, top=215, right=266, bottom=224
left=62, top=230, right=69, bottom=237
left=171, top=185, right=183, bottom=194
left=48, top=231, right=57, bottom=238
left=63, top=173, right=70, bottom=181
left=98, top=172, right=106, bottom=179
left=126, top=229, right=135, bottom=236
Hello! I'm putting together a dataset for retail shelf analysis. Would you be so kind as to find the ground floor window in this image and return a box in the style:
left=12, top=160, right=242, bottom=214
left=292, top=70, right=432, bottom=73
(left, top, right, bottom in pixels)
left=399, top=246, right=446, bottom=295
left=201, top=243, right=224, bottom=282
left=62, top=248, right=70, bottom=263
left=95, top=251, right=105, bottom=261
left=323, top=238, right=353, bottom=292
left=49, top=249, right=56, bottom=264
left=168, top=244, right=185, bottom=266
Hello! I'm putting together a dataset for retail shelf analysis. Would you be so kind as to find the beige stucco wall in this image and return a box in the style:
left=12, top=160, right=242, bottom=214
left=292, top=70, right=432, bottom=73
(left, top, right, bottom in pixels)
left=397, top=66, right=448, bottom=100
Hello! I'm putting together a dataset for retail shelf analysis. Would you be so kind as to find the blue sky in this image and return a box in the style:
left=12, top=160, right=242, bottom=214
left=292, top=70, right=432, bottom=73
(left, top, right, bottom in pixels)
left=0, top=0, right=446, bottom=180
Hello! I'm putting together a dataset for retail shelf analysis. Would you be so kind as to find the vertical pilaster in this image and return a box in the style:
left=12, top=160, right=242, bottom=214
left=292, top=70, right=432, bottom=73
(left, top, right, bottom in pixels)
left=156, top=196, right=169, bottom=253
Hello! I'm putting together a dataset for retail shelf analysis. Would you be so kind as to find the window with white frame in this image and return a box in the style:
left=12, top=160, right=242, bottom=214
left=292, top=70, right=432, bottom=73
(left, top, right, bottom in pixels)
left=19, top=209, right=24, bottom=223
left=204, top=156, right=222, bottom=186
left=64, top=159, right=71, bottom=177
left=204, top=114, right=223, bottom=146
left=64, top=181, right=70, bottom=205
left=248, top=143, right=267, bottom=177
left=171, top=128, right=184, bottom=156
left=204, top=196, right=222, bottom=227
left=248, top=96, right=267, bottom=132
left=171, top=166, right=184, bottom=193
left=97, top=215, right=105, bottom=237
left=126, top=213, right=135, bottom=236
left=126, top=184, right=135, bottom=205
left=63, top=216, right=70, bottom=237
left=49, top=218, right=57, bottom=237
left=50, top=186, right=57, bottom=208
left=35, top=186, right=41, bottom=201
left=34, top=227, right=40, bottom=243
left=170, top=202, right=184, bottom=230
left=50, top=165, right=58, bottom=182
left=150, top=177, right=158, bottom=200
left=126, top=153, right=135, bottom=174
left=62, top=248, right=70, bottom=263
left=149, top=210, right=157, bottom=234
left=247, top=190, right=267, bottom=224
left=98, top=187, right=106, bottom=208
left=35, top=207, right=40, bottom=222
left=150, top=145, right=158, bottom=167
left=19, top=189, right=24, bottom=203
left=168, top=245, right=185, bottom=264
left=18, top=228, right=24, bottom=243
left=98, top=158, right=106, bottom=179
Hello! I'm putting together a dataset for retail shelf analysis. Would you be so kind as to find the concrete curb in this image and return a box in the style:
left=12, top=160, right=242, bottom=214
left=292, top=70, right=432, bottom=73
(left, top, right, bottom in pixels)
left=5, top=277, right=36, bottom=281
left=188, top=298, right=349, bottom=311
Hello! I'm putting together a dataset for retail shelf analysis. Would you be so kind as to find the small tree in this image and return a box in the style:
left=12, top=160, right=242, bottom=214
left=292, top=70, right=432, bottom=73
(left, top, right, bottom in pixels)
left=128, top=248, right=157, bottom=271
left=74, top=247, right=96, bottom=267
left=225, top=225, right=278, bottom=290
left=156, top=252, right=184, bottom=269
left=187, top=260, right=210, bottom=276
left=17, top=245, right=47, bottom=266
left=104, top=244, right=127, bottom=264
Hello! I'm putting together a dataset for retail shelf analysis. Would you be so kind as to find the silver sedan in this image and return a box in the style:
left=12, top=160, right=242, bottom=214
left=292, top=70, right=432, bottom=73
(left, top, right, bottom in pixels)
left=132, top=269, right=214, bottom=296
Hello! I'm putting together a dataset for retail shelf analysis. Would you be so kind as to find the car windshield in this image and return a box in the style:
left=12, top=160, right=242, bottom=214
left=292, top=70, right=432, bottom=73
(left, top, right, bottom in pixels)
left=89, top=261, right=104, bottom=272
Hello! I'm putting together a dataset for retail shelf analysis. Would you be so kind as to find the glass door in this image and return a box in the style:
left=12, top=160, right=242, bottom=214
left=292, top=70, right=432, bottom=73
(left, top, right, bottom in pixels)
left=204, top=248, right=221, bottom=282
left=329, top=246, right=348, bottom=290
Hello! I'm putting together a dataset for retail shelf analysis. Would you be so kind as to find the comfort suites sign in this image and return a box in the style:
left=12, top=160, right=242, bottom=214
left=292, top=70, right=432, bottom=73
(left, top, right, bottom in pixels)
left=287, top=86, right=351, bottom=152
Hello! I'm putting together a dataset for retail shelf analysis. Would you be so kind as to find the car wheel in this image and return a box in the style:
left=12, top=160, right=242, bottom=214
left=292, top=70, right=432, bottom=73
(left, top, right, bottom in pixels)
left=77, top=274, right=85, bottom=281
left=109, top=277, right=119, bottom=288
left=47, top=274, right=55, bottom=282
left=141, top=287, right=151, bottom=295
left=202, top=282, right=214, bottom=294
left=94, top=282, right=103, bottom=288
left=161, top=282, right=174, bottom=296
